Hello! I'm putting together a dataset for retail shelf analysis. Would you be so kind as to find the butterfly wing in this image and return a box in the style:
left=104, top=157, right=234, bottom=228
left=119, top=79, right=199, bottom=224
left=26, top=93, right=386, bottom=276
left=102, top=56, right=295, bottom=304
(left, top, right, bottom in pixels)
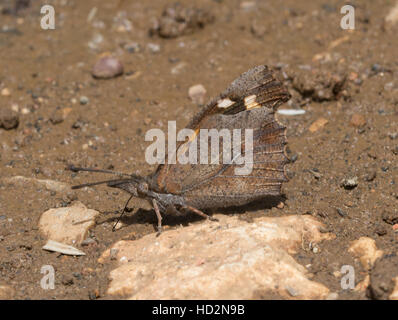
left=151, top=65, right=290, bottom=208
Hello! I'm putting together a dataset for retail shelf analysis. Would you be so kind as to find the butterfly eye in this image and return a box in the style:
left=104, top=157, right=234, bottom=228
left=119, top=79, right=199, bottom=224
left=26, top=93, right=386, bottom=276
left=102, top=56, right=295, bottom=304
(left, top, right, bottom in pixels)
left=137, top=182, right=149, bottom=195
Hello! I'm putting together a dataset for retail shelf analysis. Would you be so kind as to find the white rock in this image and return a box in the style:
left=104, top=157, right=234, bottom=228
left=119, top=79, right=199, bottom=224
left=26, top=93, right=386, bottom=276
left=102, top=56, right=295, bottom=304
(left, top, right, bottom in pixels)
left=99, top=215, right=335, bottom=299
left=147, top=43, right=160, bottom=53
left=277, top=109, right=306, bottom=116
left=348, top=237, right=383, bottom=270
left=39, top=201, right=99, bottom=245
left=188, top=84, right=207, bottom=105
left=43, top=240, right=86, bottom=256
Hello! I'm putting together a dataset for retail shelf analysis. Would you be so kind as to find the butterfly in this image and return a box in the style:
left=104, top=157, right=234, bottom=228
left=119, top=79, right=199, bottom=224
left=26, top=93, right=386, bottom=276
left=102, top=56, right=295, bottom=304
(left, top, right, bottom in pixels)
left=69, top=65, right=291, bottom=234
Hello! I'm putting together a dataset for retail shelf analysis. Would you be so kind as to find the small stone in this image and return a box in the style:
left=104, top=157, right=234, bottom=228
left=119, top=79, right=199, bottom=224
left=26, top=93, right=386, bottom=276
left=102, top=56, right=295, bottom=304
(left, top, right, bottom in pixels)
left=364, top=170, right=376, bottom=182
left=110, top=248, right=119, bottom=260
left=171, top=62, right=187, bottom=75
left=92, top=56, right=124, bottom=79
left=21, top=107, right=30, bottom=115
left=388, top=132, right=398, bottom=140
left=326, top=292, right=339, bottom=300
left=147, top=43, right=160, bottom=53
left=277, top=202, right=285, bottom=209
left=188, top=84, right=207, bottom=105
left=375, top=227, right=387, bottom=236
left=42, top=240, right=86, bottom=256
left=89, top=289, right=100, bottom=300
left=81, top=238, right=96, bottom=246
left=348, top=237, right=383, bottom=270
left=151, top=3, right=214, bottom=38
left=393, top=146, right=398, bottom=155
left=88, top=33, right=104, bottom=50
left=336, top=208, right=347, bottom=217
left=50, top=109, right=64, bottom=125
left=124, top=42, right=140, bottom=53
left=341, top=177, right=358, bottom=190
left=240, top=1, right=256, bottom=11
left=80, top=96, right=89, bottom=105
left=382, top=211, right=398, bottom=225
left=251, top=20, right=266, bottom=38
left=39, top=201, right=100, bottom=245
left=1, top=88, right=11, bottom=96
left=350, top=114, right=366, bottom=128
left=0, top=108, right=19, bottom=130
left=309, top=117, right=328, bottom=133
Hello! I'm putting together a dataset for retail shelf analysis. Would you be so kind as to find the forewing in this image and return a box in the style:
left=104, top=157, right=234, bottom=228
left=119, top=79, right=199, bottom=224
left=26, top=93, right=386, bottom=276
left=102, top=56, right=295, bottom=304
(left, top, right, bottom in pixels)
left=152, top=65, right=290, bottom=204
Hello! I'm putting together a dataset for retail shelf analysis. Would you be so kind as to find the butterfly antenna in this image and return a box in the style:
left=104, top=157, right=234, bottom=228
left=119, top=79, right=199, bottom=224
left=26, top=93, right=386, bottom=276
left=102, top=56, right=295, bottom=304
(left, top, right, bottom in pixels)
left=71, top=178, right=133, bottom=189
left=112, top=195, right=134, bottom=232
left=68, top=165, right=132, bottom=177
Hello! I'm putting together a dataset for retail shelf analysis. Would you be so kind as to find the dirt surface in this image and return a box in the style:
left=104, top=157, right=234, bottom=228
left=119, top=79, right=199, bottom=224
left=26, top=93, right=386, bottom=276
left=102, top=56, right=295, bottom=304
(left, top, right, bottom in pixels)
left=0, top=0, right=397, bottom=300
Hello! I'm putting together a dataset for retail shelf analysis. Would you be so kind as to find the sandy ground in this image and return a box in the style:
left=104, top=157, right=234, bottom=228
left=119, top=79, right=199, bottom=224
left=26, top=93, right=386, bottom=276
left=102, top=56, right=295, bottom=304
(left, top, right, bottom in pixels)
left=0, top=0, right=397, bottom=299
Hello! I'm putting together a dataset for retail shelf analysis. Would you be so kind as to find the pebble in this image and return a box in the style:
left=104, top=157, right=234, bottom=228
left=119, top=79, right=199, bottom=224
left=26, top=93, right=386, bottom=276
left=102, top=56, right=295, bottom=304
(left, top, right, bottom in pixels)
left=336, top=208, right=347, bottom=217
left=92, top=56, right=124, bottom=79
left=0, top=108, right=19, bottom=130
left=364, top=170, right=376, bottom=182
left=50, top=109, right=64, bottom=124
left=124, top=42, right=140, bottom=53
left=341, top=176, right=358, bottom=189
left=277, top=202, right=285, bottom=209
left=277, top=109, right=306, bottom=116
left=42, top=240, right=86, bottom=256
left=88, top=33, right=104, bottom=50
left=171, top=62, right=187, bottom=75
left=110, top=248, right=119, bottom=260
left=1, top=88, right=11, bottom=96
left=88, top=289, right=100, bottom=300
left=188, top=84, right=207, bottom=105
left=350, top=114, right=366, bottom=127
left=309, top=118, right=328, bottom=133
left=81, top=238, right=96, bottom=246
left=240, top=1, right=256, bottom=11
left=388, top=132, right=398, bottom=140
left=80, top=96, right=89, bottom=105
left=147, top=43, right=160, bottom=53
left=326, top=292, right=339, bottom=300
left=251, top=20, right=266, bottom=38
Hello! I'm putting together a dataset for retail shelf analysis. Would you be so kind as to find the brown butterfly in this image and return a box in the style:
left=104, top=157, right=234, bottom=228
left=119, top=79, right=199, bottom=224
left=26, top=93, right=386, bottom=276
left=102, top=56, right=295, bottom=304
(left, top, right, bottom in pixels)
left=69, top=65, right=291, bottom=234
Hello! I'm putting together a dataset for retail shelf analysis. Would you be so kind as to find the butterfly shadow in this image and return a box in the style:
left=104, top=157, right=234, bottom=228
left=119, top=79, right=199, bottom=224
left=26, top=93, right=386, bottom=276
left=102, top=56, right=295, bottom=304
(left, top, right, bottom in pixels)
left=100, top=195, right=286, bottom=231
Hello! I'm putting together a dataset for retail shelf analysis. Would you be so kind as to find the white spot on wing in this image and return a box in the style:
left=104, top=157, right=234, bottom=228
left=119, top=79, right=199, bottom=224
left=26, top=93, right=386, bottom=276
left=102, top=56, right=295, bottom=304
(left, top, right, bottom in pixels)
left=217, top=98, right=235, bottom=108
left=244, top=94, right=260, bottom=110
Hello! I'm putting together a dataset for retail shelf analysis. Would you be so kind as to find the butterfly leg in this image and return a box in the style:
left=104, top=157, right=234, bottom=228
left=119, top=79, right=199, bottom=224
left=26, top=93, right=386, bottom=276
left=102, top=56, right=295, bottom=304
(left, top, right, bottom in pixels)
left=181, top=205, right=218, bottom=222
left=112, top=194, right=133, bottom=232
left=152, top=199, right=163, bottom=236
